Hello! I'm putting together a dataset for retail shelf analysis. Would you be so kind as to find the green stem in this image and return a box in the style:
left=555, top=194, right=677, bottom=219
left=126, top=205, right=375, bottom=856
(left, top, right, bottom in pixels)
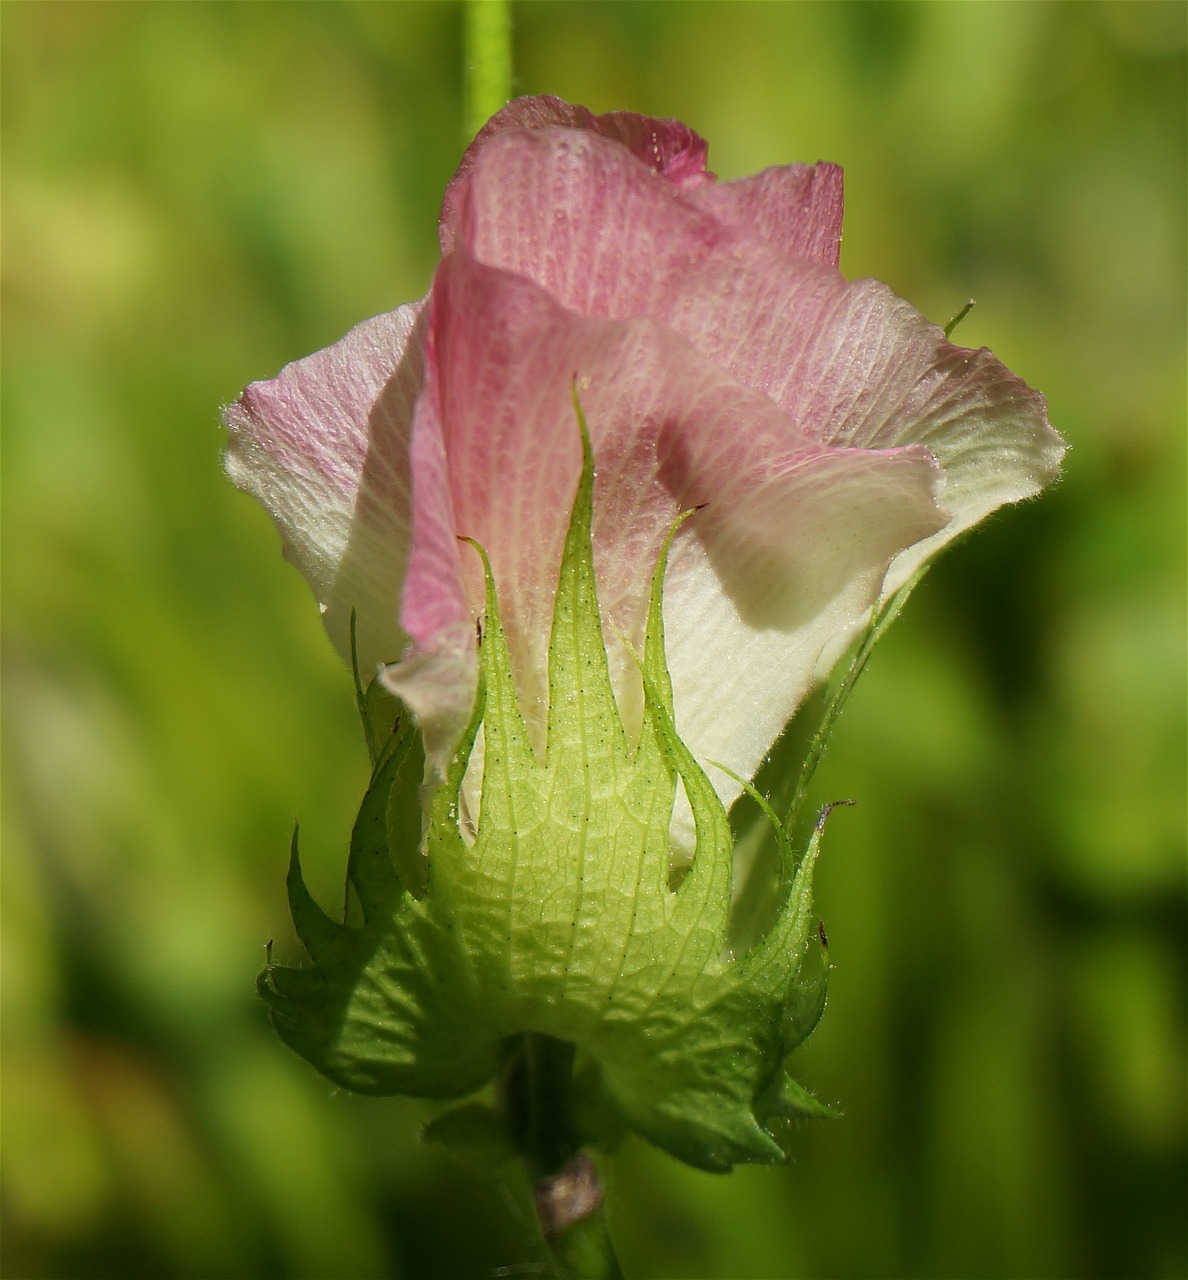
left=464, top=0, right=513, bottom=139
left=545, top=1199, right=624, bottom=1280
left=520, top=1032, right=577, bottom=1176
left=508, top=1033, right=624, bottom=1279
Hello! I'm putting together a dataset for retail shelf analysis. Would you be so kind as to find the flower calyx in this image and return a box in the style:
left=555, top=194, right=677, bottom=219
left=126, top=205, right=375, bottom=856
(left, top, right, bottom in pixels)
left=258, top=399, right=836, bottom=1173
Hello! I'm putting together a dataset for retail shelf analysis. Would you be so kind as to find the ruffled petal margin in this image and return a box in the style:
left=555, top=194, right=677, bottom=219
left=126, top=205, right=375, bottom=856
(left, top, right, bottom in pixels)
left=224, top=304, right=427, bottom=679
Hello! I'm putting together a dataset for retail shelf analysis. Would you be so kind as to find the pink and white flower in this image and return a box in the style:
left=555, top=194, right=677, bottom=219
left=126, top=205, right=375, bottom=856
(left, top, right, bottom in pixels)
left=225, top=95, right=1064, bottom=816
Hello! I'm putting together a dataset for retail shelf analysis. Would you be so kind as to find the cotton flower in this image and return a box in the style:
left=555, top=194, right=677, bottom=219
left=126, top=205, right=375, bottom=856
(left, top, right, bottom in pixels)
left=226, top=97, right=1064, bottom=1170
left=227, top=95, right=1061, bottom=820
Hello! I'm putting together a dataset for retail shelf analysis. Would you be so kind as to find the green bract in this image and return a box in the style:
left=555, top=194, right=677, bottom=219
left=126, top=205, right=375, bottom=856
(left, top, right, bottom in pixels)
left=259, top=408, right=835, bottom=1173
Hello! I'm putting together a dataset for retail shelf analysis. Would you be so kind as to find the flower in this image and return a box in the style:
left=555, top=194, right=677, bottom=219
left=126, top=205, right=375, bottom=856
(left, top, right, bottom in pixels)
left=225, top=96, right=1064, bottom=1170
left=225, top=94, right=1062, bottom=820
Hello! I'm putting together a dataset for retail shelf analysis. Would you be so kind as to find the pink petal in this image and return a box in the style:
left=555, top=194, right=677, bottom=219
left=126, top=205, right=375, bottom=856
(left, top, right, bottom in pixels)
left=451, top=127, right=1063, bottom=584
left=660, top=264, right=1064, bottom=591
left=394, top=248, right=948, bottom=802
left=450, top=127, right=722, bottom=319
left=441, top=95, right=713, bottom=252
left=688, top=162, right=844, bottom=265
left=224, top=303, right=426, bottom=678
left=379, top=339, right=477, bottom=774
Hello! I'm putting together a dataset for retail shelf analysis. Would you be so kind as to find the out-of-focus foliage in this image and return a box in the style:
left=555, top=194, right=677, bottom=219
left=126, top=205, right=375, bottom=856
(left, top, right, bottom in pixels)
left=2, top=3, right=1183, bottom=1277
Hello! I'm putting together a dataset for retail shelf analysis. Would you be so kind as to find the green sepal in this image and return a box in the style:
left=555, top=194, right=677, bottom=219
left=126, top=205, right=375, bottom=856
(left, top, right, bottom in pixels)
left=346, top=737, right=407, bottom=921
left=259, top=395, right=842, bottom=1173
left=283, top=827, right=353, bottom=969
left=756, top=1072, right=839, bottom=1125
left=350, top=608, right=403, bottom=768
left=781, top=917, right=830, bottom=1053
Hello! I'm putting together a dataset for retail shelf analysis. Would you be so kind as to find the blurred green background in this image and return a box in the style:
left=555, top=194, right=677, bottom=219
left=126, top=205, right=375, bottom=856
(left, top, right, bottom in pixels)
left=3, top=2, right=1185, bottom=1277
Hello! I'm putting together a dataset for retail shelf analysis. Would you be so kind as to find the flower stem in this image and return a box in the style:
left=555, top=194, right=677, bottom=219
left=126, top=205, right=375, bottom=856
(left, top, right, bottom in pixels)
left=464, top=0, right=513, bottom=139
left=520, top=1032, right=577, bottom=1175
left=508, top=1033, right=624, bottom=1279
left=542, top=1191, right=624, bottom=1280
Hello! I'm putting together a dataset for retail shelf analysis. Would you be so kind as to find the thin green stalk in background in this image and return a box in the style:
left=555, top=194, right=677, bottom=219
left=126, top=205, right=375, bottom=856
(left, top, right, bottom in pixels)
left=465, top=0, right=513, bottom=139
